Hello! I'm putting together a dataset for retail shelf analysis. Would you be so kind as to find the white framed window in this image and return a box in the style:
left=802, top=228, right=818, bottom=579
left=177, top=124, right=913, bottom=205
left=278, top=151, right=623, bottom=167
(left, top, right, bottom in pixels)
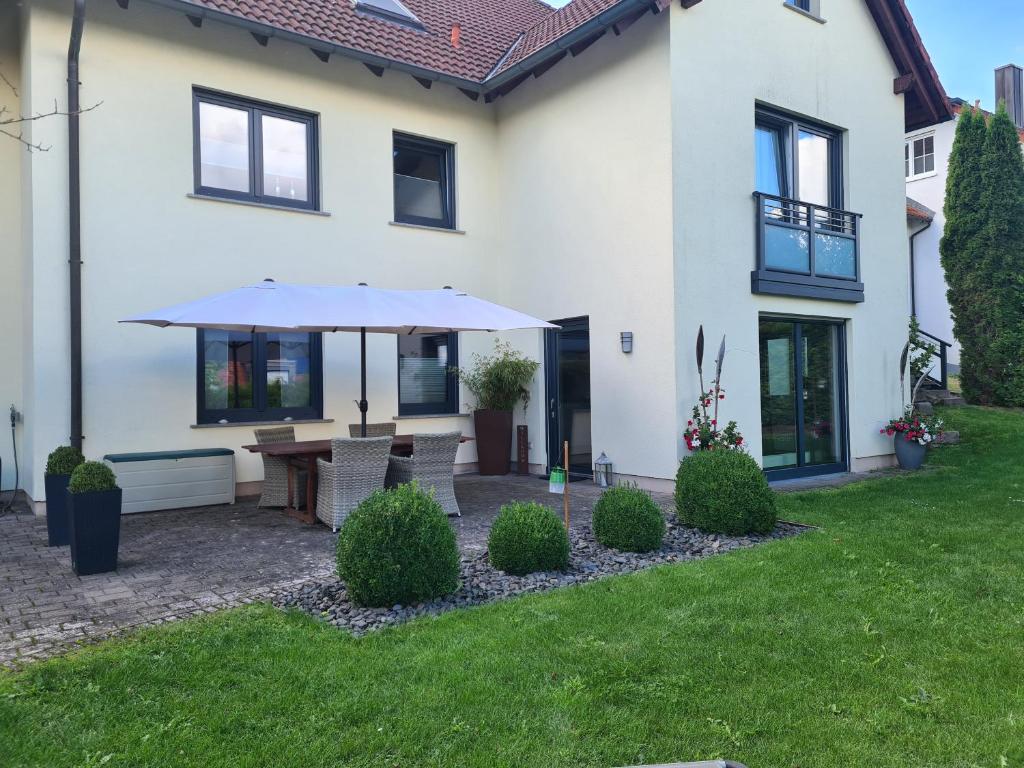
left=906, top=134, right=936, bottom=181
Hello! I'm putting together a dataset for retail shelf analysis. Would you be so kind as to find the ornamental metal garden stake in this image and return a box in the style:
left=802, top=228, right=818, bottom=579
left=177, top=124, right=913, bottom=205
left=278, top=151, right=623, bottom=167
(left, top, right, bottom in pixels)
left=563, top=440, right=570, bottom=530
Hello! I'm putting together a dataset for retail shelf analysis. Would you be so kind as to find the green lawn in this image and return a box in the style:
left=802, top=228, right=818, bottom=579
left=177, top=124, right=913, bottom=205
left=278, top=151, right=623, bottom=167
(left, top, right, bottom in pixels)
left=2, top=408, right=1022, bottom=768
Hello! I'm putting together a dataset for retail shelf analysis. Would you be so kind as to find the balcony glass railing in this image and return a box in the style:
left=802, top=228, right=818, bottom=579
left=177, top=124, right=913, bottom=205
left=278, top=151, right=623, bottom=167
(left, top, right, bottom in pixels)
left=752, top=192, right=864, bottom=303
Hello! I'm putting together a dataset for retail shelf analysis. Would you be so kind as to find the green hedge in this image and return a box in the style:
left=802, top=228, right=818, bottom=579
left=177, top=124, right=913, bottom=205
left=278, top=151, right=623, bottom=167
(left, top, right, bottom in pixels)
left=45, top=445, right=85, bottom=477
left=675, top=450, right=776, bottom=535
left=592, top=485, right=665, bottom=552
left=488, top=502, right=569, bottom=575
left=68, top=462, right=118, bottom=494
left=336, top=484, right=459, bottom=608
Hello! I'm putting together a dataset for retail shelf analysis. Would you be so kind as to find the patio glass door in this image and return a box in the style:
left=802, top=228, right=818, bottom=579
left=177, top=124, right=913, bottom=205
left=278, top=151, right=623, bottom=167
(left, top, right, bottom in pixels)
left=545, top=317, right=592, bottom=478
left=759, top=318, right=847, bottom=479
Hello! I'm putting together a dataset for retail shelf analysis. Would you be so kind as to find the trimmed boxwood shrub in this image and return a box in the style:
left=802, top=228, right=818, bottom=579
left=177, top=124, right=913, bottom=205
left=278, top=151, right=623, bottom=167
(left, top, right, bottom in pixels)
left=488, top=501, right=569, bottom=575
left=46, top=445, right=85, bottom=477
left=336, top=484, right=459, bottom=608
left=68, top=461, right=118, bottom=494
left=592, top=485, right=665, bottom=552
left=675, top=450, right=776, bottom=535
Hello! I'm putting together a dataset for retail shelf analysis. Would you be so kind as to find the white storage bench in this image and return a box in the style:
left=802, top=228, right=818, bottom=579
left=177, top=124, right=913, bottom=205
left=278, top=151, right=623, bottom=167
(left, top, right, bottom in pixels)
left=103, top=449, right=235, bottom=514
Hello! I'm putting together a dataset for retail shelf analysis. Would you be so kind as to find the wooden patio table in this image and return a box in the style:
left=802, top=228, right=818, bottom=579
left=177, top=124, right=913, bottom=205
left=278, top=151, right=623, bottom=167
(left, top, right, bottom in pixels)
left=241, top=435, right=472, bottom=525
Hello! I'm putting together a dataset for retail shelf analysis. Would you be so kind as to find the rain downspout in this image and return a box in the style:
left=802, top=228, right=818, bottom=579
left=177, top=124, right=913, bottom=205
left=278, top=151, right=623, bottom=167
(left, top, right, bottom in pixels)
left=68, top=0, right=86, bottom=451
left=909, top=218, right=932, bottom=317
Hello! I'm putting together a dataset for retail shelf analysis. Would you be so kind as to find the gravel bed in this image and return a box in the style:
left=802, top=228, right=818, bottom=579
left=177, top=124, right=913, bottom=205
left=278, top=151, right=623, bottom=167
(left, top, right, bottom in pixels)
left=273, top=514, right=809, bottom=635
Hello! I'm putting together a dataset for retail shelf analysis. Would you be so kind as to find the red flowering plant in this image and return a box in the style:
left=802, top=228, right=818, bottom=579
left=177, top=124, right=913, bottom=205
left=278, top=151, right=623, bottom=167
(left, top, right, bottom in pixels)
left=881, top=406, right=944, bottom=447
left=682, top=326, right=745, bottom=452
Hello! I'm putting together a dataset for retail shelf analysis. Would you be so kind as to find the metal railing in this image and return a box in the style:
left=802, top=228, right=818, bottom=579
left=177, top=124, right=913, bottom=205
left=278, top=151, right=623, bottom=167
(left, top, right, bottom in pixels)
left=918, top=328, right=951, bottom=390
left=754, top=192, right=862, bottom=282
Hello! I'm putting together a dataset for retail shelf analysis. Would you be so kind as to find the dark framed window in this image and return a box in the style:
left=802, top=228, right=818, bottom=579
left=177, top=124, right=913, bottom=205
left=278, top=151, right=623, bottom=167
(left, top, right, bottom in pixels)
left=193, top=88, right=319, bottom=210
left=753, top=107, right=862, bottom=302
left=397, top=333, right=459, bottom=416
left=393, top=132, right=456, bottom=229
left=197, top=330, right=323, bottom=424
left=354, top=0, right=424, bottom=29
left=788, top=0, right=811, bottom=11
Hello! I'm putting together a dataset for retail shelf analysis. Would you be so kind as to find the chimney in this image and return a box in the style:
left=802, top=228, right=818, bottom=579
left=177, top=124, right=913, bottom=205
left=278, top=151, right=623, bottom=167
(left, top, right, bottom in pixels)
left=450, top=23, right=461, bottom=49
left=995, top=64, right=1023, bottom=129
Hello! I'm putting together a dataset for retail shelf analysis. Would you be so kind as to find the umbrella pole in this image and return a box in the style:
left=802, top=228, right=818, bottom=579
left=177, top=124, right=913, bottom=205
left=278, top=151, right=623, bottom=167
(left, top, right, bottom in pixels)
left=359, top=327, right=368, bottom=437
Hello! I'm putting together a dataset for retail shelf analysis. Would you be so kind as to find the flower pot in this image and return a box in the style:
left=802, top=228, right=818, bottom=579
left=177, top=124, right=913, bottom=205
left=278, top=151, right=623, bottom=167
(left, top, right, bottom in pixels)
left=893, top=435, right=927, bottom=470
left=68, top=488, right=123, bottom=575
left=44, top=473, right=72, bottom=546
left=474, top=409, right=513, bottom=476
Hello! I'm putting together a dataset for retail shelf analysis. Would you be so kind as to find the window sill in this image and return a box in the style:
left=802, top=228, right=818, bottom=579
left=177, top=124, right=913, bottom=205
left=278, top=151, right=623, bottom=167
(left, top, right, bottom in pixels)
left=388, top=221, right=466, bottom=235
left=187, top=193, right=332, bottom=217
left=782, top=3, right=826, bottom=23
left=906, top=171, right=938, bottom=183
left=751, top=270, right=864, bottom=303
left=191, top=418, right=335, bottom=429
left=393, top=413, right=473, bottom=420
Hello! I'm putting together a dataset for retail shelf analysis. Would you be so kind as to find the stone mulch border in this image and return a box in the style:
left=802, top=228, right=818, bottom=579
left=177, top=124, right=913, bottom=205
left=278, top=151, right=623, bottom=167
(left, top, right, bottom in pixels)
left=274, top=514, right=811, bottom=635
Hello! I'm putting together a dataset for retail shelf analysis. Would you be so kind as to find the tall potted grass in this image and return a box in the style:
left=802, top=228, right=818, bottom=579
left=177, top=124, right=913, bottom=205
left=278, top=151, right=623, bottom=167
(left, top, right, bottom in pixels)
left=67, top=461, right=123, bottom=575
left=452, top=340, right=539, bottom=475
left=44, top=445, right=85, bottom=546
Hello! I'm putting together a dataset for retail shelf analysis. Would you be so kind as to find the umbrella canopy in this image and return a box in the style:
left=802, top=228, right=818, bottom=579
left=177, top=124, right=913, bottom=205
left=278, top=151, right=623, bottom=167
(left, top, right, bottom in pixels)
left=120, top=280, right=557, bottom=436
left=121, top=280, right=558, bottom=334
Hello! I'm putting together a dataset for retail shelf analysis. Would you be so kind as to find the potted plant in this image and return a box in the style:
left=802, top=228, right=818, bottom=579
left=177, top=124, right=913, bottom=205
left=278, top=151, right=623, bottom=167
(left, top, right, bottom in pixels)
left=881, top=408, right=944, bottom=470
left=43, top=445, right=85, bottom=546
left=682, top=326, right=745, bottom=452
left=67, top=461, right=123, bottom=575
left=452, top=340, right=539, bottom=475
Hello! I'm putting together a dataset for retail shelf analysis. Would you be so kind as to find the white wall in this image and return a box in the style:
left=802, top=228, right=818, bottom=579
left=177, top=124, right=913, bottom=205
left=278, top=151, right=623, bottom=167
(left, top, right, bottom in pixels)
left=670, top=0, right=910, bottom=471
left=496, top=13, right=677, bottom=483
left=907, top=118, right=958, bottom=364
left=19, top=0, right=509, bottom=497
left=0, top=3, right=24, bottom=496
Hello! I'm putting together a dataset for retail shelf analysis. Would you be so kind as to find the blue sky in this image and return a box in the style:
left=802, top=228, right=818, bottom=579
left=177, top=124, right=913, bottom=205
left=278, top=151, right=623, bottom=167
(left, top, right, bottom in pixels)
left=906, top=0, right=1024, bottom=110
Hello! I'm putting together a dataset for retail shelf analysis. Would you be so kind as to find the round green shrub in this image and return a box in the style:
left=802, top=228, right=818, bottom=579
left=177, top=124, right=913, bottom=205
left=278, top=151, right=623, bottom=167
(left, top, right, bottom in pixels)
left=592, top=485, right=665, bottom=552
left=45, top=445, right=85, bottom=477
left=675, top=450, right=777, bottom=535
left=68, top=461, right=118, bottom=494
left=336, top=484, right=459, bottom=608
left=488, top=501, right=569, bottom=575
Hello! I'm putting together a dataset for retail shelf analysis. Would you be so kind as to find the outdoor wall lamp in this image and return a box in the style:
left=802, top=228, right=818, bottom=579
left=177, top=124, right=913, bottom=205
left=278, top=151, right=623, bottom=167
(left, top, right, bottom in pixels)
left=620, top=332, right=633, bottom=353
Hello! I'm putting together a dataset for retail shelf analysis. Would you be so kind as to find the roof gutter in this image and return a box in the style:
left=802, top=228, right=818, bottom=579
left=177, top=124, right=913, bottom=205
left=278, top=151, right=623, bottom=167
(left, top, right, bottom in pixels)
left=140, top=0, right=484, bottom=93
left=68, top=0, right=86, bottom=452
left=482, top=0, right=651, bottom=90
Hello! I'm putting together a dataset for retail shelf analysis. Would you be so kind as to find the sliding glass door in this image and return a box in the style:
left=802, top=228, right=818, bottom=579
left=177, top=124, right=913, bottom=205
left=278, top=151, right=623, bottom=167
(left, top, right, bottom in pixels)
left=758, top=318, right=847, bottom=478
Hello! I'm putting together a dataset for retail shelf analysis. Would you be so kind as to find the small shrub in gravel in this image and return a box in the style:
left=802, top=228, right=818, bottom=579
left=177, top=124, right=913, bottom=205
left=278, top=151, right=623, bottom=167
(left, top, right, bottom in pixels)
left=675, top=450, right=776, bottom=535
left=336, top=484, right=459, bottom=608
left=488, top=502, right=569, bottom=575
left=592, top=485, right=665, bottom=552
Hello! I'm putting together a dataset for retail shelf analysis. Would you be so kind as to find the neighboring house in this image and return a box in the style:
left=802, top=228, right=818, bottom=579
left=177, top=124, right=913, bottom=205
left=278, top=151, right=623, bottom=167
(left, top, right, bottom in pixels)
left=0, top=0, right=950, bottom=508
left=906, top=64, right=1024, bottom=369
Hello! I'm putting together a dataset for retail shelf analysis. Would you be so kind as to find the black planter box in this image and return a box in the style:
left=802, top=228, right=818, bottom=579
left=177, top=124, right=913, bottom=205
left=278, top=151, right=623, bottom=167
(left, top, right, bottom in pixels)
left=68, top=488, right=123, bottom=576
left=44, top=474, right=72, bottom=547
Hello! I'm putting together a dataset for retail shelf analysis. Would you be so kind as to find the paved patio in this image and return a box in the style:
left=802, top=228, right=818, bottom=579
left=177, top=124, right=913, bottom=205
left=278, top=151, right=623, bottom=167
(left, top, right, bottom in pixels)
left=1, top=474, right=649, bottom=667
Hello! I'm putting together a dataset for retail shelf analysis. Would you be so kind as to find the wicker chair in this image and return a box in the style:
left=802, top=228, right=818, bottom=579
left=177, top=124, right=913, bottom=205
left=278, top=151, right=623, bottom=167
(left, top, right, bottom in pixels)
left=255, top=426, right=298, bottom=508
left=386, top=432, right=462, bottom=516
left=348, top=422, right=397, bottom=438
left=315, top=436, right=392, bottom=531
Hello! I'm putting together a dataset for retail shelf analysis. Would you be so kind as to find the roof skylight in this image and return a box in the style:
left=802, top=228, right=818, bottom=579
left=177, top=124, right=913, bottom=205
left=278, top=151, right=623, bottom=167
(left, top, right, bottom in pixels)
left=353, top=0, right=424, bottom=30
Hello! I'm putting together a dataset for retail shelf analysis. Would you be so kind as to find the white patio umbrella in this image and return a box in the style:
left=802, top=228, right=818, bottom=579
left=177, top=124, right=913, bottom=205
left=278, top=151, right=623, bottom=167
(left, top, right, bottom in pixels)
left=121, top=280, right=557, bottom=435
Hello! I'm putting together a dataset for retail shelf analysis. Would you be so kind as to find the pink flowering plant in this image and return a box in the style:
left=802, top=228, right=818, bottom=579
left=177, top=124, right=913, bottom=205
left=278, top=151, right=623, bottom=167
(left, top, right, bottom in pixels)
left=881, top=406, right=944, bottom=446
left=682, top=326, right=745, bottom=452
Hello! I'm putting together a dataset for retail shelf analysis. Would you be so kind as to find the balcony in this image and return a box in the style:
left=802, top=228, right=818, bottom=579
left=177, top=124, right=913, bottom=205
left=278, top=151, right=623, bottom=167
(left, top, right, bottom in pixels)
left=751, top=192, right=864, bottom=303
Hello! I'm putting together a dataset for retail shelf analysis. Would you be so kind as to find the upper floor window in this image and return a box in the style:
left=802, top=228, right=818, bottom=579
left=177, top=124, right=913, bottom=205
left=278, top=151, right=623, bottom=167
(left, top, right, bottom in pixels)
left=355, top=0, right=424, bottom=30
left=197, top=330, right=323, bottom=424
left=787, top=0, right=811, bottom=10
left=193, top=88, right=319, bottom=211
left=753, top=107, right=862, bottom=303
left=393, top=132, right=456, bottom=230
left=397, top=332, right=459, bottom=416
left=906, top=134, right=936, bottom=180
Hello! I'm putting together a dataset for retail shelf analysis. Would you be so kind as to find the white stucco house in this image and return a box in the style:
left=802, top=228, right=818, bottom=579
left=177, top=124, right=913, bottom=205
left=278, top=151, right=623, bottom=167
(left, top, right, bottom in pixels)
left=0, top=0, right=952, bottom=510
left=906, top=64, right=1024, bottom=370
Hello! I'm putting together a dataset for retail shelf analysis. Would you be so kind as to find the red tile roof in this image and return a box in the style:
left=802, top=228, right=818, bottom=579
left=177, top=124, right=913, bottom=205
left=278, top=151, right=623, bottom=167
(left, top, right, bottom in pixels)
left=153, top=0, right=952, bottom=127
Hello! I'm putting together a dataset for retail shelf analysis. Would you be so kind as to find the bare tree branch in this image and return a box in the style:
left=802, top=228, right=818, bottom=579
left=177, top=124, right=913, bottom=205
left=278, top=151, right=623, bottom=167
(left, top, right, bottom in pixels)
left=0, top=69, right=17, bottom=98
left=0, top=97, right=102, bottom=152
